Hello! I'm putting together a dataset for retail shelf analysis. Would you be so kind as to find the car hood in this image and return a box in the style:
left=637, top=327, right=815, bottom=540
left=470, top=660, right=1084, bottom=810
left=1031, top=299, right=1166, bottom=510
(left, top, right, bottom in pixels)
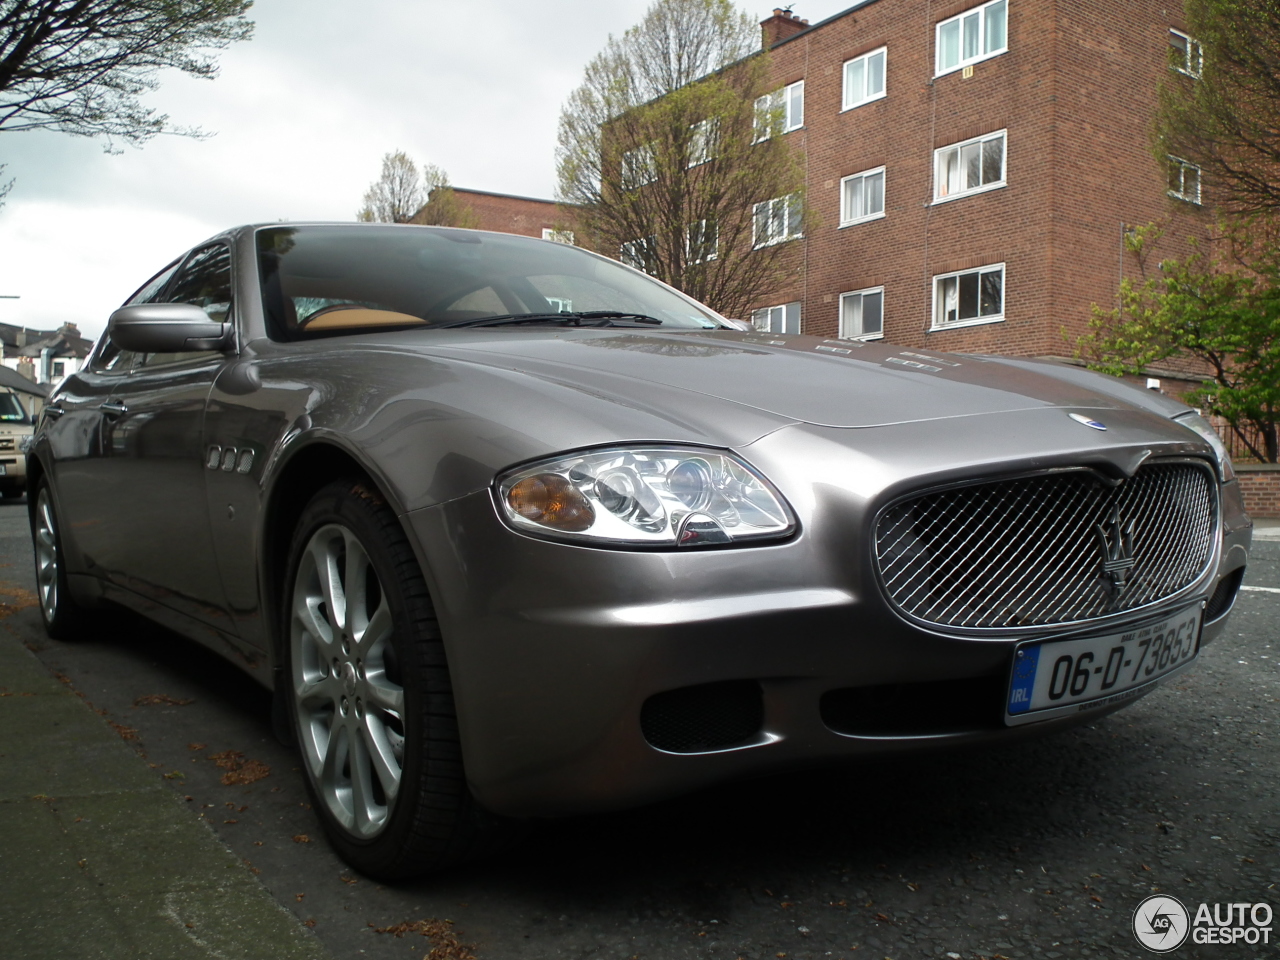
left=412, top=328, right=1175, bottom=429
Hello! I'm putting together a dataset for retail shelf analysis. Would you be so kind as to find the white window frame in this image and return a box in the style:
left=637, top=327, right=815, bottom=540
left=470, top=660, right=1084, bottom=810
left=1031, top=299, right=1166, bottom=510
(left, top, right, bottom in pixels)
left=753, top=193, right=804, bottom=248
left=752, top=302, right=801, bottom=334
left=932, top=129, right=1007, bottom=204
left=840, top=166, right=886, bottom=227
left=541, top=228, right=575, bottom=245
left=1169, top=28, right=1203, bottom=78
left=935, top=0, right=1008, bottom=77
left=686, top=220, right=719, bottom=264
left=622, top=144, right=657, bottom=189
left=620, top=237, right=656, bottom=273
left=839, top=286, right=885, bottom=341
left=687, top=118, right=720, bottom=168
left=842, top=47, right=888, bottom=111
left=753, top=81, right=805, bottom=142
left=932, top=263, right=1005, bottom=330
left=1167, top=156, right=1202, bottom=204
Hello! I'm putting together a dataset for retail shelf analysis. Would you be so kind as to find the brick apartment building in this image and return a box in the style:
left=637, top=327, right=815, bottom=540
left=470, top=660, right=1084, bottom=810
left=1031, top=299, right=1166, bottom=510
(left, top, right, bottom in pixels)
left=417, top=188, right=571, bottom=243
left=738, top=0, right=1207, bottom=357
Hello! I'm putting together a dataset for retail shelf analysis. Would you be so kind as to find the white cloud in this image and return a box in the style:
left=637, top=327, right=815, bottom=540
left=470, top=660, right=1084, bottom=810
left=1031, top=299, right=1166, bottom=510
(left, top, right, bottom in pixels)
left=0, top=0, right=853, bottom=338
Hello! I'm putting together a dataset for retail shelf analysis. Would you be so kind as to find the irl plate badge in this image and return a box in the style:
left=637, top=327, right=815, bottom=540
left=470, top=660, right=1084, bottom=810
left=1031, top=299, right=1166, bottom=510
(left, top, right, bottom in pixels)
left=1007, top=645, right=1041, bottom=714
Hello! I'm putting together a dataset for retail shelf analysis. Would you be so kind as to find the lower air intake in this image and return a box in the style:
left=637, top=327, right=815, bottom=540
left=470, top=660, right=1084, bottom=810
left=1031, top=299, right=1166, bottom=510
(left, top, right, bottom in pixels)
left=640, top=680, right=764, bottom=753
left=820, top=675, right=1006, bottom=737
left=1205, top=567, right=1244, bottom=621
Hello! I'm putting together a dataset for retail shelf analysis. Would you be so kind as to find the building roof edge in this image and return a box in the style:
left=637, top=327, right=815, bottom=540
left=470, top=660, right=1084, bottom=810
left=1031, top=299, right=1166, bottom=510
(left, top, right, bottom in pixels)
left=769, top=0, right=886, bottom=50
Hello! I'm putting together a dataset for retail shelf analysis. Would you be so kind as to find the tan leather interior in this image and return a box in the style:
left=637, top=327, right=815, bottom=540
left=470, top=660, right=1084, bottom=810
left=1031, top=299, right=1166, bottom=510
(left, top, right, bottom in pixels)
left=300, top=306, right=427, bottom=330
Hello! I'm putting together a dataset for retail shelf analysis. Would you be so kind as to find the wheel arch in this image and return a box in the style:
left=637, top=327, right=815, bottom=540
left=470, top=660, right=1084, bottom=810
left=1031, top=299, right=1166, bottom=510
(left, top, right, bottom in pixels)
left=259, top=436, right=426, bottom=680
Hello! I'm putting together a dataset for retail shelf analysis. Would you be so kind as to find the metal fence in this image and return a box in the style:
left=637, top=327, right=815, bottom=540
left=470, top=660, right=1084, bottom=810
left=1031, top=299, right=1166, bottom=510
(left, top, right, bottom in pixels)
left=1210, top=416, right=1273, bottom=464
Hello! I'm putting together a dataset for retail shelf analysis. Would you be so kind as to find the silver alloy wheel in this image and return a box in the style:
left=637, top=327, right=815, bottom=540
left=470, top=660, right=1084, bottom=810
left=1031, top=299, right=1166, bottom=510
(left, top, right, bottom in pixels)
left=291, top=523, right=405, bottom=839
left=35, top=487, right=59, bottom=623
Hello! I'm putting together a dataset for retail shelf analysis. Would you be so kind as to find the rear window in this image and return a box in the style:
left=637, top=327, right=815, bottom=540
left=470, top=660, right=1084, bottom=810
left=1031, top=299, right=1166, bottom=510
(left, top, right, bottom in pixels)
left=256, top=225, right=722, bottom=339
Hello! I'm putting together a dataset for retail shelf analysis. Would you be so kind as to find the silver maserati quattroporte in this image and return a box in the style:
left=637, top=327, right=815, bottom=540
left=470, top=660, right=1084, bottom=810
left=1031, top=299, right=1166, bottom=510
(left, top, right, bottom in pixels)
left=29, top=223, right=1251, bottom=878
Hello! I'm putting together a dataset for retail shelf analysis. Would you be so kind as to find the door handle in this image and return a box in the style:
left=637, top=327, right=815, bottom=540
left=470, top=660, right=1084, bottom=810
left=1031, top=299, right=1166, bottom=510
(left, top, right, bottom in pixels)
left=99, top=401, right=129, bottom=416
left=44, top=405, right=65, bottom=419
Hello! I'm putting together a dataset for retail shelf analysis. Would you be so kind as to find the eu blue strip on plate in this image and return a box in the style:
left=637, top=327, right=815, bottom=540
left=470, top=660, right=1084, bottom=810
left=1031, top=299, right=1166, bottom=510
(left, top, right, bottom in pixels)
left=1007, top=645, right=1039, bottom=714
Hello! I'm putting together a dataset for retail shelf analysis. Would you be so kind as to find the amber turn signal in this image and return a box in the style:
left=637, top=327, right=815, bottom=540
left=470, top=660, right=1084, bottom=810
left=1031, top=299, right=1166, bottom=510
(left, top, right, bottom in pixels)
left=506, top=474, right=595, bottom=532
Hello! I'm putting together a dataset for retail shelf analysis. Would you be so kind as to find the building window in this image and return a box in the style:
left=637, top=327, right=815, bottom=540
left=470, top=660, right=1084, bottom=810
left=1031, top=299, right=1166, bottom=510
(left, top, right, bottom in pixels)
left=752, top=302, right=801, bottom=334
left=842, top=47, right=887, bottom=110
left=934, top=130, right=1006, bottom=202
left=754, top=81, right=804, bottom=142
left=933, top=263, right=1005, bottom=329
left=686, top=220, right=719, bottom=264
left=542, top=228, right=575, bottom=245
left=840, top=167, right=886, bottom=226
left=1169, top=28, right=1203, bottom=78
left=52, top=360, right=66, bottom=378
left=546, top=297, right=573, bottom=313
left=936, top=0, right=1008, bottom=76
left=622, top=144, right=657, bottom=188
left=839, top=287, right=884, bottom=340
left=753, top=193, right=803, bottom=247
left=620, top=237, right=656, bottom=273
left=688, top=118, right=720, bottom=168
left=1167, top=156, right=1202, bottom=204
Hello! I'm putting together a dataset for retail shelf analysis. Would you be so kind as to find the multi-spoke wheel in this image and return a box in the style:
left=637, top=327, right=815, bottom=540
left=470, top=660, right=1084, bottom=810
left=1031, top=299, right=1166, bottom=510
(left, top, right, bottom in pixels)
left=292, top=523, right=405, bottom=839
left=283, top=479, right=508, bottom=879
left=33, top=480, right=87, bottom=639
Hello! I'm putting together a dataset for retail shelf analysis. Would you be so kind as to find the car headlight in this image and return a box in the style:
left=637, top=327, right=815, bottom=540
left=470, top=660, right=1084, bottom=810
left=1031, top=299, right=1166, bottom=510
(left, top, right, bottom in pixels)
left=1175, top=412, right=1235, bottom=481
left=495, top=446, right=796, bottom=547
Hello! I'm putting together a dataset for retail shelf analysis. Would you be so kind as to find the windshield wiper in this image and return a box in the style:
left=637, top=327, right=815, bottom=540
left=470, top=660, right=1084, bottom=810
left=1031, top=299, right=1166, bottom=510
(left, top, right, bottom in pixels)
left=437, top=311, right=664, bottom=329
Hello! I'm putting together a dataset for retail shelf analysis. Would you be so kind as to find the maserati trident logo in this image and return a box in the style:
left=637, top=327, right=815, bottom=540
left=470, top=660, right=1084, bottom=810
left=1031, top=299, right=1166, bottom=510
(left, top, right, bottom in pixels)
left=1095, top=504, right=1137, bottom=598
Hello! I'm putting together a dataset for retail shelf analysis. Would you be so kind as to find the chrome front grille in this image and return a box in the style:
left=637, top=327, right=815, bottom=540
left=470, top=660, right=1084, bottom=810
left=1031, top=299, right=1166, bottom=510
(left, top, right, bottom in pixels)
left=875, top=461, right=1217, bottom=629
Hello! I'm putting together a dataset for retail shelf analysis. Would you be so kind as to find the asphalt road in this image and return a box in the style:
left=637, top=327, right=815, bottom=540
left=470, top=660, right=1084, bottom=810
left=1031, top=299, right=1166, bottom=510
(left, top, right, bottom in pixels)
left=2, top=496, right=1276, bottom=960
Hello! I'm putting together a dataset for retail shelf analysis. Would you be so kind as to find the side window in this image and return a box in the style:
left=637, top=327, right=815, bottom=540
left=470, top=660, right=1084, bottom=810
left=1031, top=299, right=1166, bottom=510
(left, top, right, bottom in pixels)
left=93, top=259, right=183, bottom=373
left=140, top=245, right=233, bottom=368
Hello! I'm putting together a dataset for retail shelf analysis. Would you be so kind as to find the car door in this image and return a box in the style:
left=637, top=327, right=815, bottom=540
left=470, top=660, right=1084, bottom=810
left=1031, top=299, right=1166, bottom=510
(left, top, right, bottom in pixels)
left=97, top=244, right=238, bottom=634
left=41, top=262, right=174, bottom=579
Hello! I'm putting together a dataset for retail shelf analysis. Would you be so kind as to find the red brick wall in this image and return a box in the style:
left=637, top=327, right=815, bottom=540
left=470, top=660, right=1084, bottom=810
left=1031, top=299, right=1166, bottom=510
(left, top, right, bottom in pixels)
left=1237, top=467, right=1280, bottom=519
left=752, top=0, right=1208, bottom=354
left=452, top=189, right=566, bottom=240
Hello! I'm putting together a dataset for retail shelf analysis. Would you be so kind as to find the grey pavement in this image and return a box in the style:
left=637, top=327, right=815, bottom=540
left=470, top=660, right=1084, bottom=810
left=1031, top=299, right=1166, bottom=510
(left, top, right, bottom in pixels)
left=0, top=501, right=333, bottom=960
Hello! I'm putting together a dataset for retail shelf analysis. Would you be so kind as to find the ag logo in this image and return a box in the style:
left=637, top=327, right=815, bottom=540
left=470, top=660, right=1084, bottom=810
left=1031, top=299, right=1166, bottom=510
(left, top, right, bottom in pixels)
left=1133, top=894, right=1190, bottom=953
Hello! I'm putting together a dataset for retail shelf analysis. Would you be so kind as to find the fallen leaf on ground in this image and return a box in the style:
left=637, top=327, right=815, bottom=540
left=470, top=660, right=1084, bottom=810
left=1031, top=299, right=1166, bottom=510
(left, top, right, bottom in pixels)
left=371, top=919, right=476, bottom=960
left=293, top=834, right=311, bottom=843
left=303, top=919, right=316, bottom=928
left=109, top=722, right=139, bottom=741
left=340, top=875, right=357, bottom=885
left=209, top=750, right=271, bottom=785
left=133, top=694, right=194, bottom=707
left=188, top=742, right=207, bottom=751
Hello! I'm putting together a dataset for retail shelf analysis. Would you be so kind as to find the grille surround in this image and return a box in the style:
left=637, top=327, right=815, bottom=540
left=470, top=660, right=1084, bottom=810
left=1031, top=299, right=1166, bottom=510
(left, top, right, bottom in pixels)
left=874, top=459, right=1219, bottom=633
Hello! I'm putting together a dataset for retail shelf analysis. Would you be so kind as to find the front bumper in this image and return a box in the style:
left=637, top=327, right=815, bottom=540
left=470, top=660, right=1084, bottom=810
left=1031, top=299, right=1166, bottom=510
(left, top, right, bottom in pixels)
left=407, top=415, right=1252, bottom=818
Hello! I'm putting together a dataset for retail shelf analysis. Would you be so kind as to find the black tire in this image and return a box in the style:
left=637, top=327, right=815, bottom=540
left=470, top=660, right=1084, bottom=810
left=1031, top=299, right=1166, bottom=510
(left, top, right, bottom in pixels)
left=32, top=479, right=89, bottom=639
left=281, top=478, right=510, bottom=879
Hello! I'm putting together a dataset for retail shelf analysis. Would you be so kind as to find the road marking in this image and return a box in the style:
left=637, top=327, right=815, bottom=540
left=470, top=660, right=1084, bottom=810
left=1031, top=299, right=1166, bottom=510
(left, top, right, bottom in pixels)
left=1241, top=585, right=1280, bottom=595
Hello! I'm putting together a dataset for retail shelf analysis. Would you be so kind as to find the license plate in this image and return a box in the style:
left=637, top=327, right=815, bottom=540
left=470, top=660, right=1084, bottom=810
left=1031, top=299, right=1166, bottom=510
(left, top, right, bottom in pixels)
left=1005, top=605, right=1202, bottom=725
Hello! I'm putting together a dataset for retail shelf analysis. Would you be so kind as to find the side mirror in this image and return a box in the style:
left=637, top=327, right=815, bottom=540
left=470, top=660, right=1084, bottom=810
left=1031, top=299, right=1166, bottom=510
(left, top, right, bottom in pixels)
left=108, top=303, right=231, bottom=353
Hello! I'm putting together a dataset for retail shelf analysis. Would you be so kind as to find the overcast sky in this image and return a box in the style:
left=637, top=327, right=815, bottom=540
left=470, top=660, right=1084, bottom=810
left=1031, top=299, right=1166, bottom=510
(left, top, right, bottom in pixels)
left=0, top=0, right=853, bottom=339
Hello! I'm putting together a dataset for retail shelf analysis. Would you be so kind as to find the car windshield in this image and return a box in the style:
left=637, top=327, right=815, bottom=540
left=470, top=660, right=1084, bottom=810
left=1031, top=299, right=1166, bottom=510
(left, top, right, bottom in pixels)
left=256, top=225, right=724, bottom=339
left=0, top=393, right=26, bottom=421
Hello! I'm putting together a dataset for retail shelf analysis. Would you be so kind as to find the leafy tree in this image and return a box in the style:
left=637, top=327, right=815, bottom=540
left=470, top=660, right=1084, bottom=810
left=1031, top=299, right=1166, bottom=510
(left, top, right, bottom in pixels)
left=1155, top=0, right=1280, bottom=214
left=1079, top=219, right=1280, bottom=462
left=556, top=0, right=806, bottom=319
left=0, top=0, right=254, bottom=148
left=357, top=151, right=477, bottom=227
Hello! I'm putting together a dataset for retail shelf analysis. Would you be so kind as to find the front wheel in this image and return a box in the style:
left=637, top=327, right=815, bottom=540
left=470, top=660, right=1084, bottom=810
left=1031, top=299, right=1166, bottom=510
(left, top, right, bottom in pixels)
left=283, top=479, right=508, bottom=879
